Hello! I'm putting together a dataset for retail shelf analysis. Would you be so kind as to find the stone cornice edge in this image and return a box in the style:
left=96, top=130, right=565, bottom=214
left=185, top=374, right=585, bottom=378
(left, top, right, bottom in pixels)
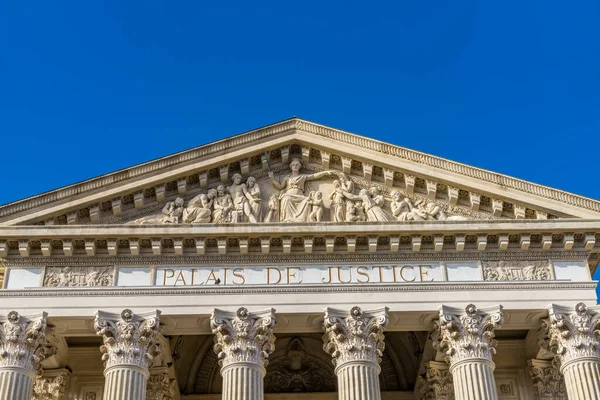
left=1, top=118, right=599, bottom=219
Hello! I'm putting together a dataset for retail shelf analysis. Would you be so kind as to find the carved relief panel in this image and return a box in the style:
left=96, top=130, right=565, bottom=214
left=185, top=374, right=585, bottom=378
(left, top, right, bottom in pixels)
left=482, top=260, right=552, bottom=281
left=123, top=160, right=477, bottom=226
left=43, top=266, right=114, bottom=287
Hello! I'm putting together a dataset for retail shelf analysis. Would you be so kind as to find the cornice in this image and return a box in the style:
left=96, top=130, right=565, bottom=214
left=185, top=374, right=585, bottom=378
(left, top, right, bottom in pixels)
left=1, top=118, right=599, bottom=222
left=1, top=219, right=599, bottom=237
left=0, top=281, right=595, bottom=297
left=4, top=250, right=588, bottom=267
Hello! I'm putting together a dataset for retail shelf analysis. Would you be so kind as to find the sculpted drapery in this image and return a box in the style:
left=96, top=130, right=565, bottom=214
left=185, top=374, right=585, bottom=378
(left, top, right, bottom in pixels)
left=268, top=158, right=333, bottom=223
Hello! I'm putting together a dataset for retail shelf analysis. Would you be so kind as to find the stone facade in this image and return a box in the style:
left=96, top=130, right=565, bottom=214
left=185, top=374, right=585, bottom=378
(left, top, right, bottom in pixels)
left=0, top=119, right=599, bottom=399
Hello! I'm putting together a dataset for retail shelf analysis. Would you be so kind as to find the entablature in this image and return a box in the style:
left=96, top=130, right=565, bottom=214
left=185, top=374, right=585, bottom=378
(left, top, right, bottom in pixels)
left=1, top=220, right=599, bottom=272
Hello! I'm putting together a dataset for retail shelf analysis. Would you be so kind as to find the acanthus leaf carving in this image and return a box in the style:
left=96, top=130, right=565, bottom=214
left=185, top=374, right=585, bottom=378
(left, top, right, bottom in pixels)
left=210, top=307, right=276, bottom=370
left=32, top=370, right=69, bottom=400
left=541, top=302, right=600, bottom=368
left=146, top=370, right=175, bottom=400
left=434, top=304, right=503, bottom=366
left=322, top=306, right=388, bottom=369
left=0, top=311, right=51, bottom=374
left=94, top=309, right=161, bottom=370
left=528, top=359, right=567, bottom=400
left=418, top=361, right=454, bottom=400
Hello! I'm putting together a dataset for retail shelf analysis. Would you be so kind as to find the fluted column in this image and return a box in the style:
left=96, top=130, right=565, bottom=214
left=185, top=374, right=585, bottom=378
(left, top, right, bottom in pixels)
left=211, top=307, right=276, bottom=400
left=95, top=309, right=161, bottom=400
left=32, top=368, right=70, bottom=400
left=542, top=302, right=600, bottom=399
left=323, top=306, right=388, bottom=400
left=528, top=359, right=566, bottom=400
left=435, top=304, right=503, bottom=400
left=0, top=311, right=51, bottom=400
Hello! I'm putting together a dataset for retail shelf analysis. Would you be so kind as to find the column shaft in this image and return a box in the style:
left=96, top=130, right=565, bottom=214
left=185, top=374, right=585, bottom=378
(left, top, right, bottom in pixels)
left=222, top=364, right=263, bottom=400
left=451, top=360, right=497, bottom=400
left=104, top=366, right=148, bottom=400
left=562, top=358, right=600, bottom=400
left=337, top=362, right=381, bottom=400
left=0, top=367, right=34, bottom=400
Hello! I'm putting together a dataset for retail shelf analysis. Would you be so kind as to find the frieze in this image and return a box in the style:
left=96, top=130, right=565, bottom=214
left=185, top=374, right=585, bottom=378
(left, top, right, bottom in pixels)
left=482, top=260, right=552, bottom=281
left=5, top=250, right=588, bottom=267
left=109, top=160, right=494, bottom=226
left=43, top=266, right=114, bottom=287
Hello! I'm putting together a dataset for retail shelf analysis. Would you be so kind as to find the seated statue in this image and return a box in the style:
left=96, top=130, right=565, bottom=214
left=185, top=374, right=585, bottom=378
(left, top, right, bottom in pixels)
left=183, top=189, right=217, bottom=224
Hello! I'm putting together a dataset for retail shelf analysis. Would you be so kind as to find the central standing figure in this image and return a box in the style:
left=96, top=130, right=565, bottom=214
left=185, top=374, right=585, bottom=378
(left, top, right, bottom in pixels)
left=268, top=159, right=333, bottom=222
left=227, top=173, right=258, bottom=223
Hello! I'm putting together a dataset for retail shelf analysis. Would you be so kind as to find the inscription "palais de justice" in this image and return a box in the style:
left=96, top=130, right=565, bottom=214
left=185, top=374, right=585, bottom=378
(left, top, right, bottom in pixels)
left=156, top=264, right=441, bottom=286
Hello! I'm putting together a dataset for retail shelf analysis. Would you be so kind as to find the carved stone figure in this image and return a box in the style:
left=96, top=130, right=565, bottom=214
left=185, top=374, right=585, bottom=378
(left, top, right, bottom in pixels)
left=345, top=201, right=359, bottom=222
left=342, top=187, right=392, bottom=222
left=269, top=159, right=333, bottom=222
left=131, top=198, right=184, bottom=225
left=329, top=175, right=353, bottom=222
left=330, top=180, right=346, bottom=222
left=227, top=173, right=257, bottom=224
left=246, top=176, right=262, bottom=222
left=183, top=189, right=217, bottom=224
left=308, top=191, right=324, bottom=222
left=390, top=190, right=415, bottom=221
left=264, top=194, right=279, bottom=223
left=213, top=185, right=234, bottom=224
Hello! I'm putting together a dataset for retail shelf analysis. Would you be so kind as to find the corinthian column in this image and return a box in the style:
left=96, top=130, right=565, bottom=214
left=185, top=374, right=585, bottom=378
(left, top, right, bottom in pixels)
left=528, top=359, right=567, bottom=400
left=211, top=307, right=276, bottom=400
left=417, top=361, right=454, bottom=400
left=32, top=369, right=70, bottom=400
left=323, top=306, right=388, bottom=400
left=542, top=302, right=600, bottom=399
left=0, top=311, right=51, bottom=400
left=94, top=309, right=161, bottom=400
left=146, top=368, right=175, bottom=400
left=435, top=304, right=503, bottom=400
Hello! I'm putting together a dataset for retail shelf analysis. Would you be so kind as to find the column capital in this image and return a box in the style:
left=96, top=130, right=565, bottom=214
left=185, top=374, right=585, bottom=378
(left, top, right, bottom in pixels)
left=528, top=359, right=567, bottom=400
left=94, top=309, right=161, bottom=371
left=542, top=302, right=600, bottom=368
left=211, top=307, right=276, bottom=370
left=0, top=311, right=52, bottom=375
left=418, top=361, right=454, bottom=400
left=146, top=368, right=175, bottom=400
left=32, top=369, right=69, bottom=400
left=435, top=304, right=504, bottom=367
left=323, top=306, right=388, bottom=370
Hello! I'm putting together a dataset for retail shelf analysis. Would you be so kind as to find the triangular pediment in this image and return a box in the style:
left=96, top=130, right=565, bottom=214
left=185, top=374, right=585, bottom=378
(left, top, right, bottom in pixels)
left=1, top=118, right=599, bottom=226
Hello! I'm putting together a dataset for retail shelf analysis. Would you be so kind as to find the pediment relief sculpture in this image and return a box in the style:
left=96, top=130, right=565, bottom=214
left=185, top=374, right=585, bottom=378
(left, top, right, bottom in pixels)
left=127, top=159, right=471, bottom=225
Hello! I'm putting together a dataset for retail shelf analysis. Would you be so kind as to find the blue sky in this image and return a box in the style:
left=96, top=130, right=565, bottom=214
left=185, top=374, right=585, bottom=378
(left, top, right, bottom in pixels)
left=1, top=1, right=599, bottom=205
